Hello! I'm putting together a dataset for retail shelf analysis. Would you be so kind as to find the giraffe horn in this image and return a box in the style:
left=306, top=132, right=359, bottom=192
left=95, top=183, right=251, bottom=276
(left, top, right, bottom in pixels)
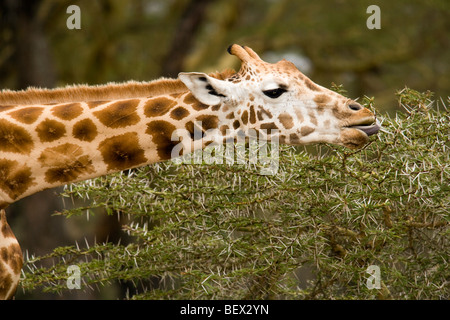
left=243, top=46, right=262, bottom=61
left=227, top=44, right=262, bottom=63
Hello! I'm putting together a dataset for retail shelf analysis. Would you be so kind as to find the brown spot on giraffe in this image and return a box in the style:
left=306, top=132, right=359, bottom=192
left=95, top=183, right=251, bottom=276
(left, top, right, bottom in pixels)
left=220, top=125, right=229, bottom=136
left=196, top=115, right=219, bottom=132
left=146, top=120, right=178, bottom=160
left=1, top=210, right=15, bottom=239
left=331, top=101, right=349, bottom=120
left=144, top=97, right=176, bottom=118
left=184, top=93, right=209, bottom=110
left=0, top=244, right=22, bottom=275
left=35, top=118, right=66, bottom=142
left=278, top=113, right=294, bottom=129
left=304, top=78, right=321, bottom=91
left=72, top=118, right=98, bottom=142
left=257, top=106, right=272, bottom=121
left=185, top=121, right=206, bottom=141
left=278, top=135, right=287, bottom=144
left=314, top=94, right=333, bottom=113
left=0, top=213, right=22, bottom=300
left=0, top=106, right=15, bottom=112
left=0, top=119, right=34, bottom=154
left=301, top=126, right=315, bottom=136
left=170, top=106, right=189, bottom=120
left=249, top=105, right=256, bottom=124
left=185, top=121, right=196, bottom=140
left=308, top=110, right=318, bottom=126
left=226, top=112, right=235, bottom=120
left=314, top=94, right=332, bottom=106
left=241, top=110, right=249, bottom=125
left=295, top=109, right=304, bottom=123
left=38, top=143, right=95, bottom=184
left=0, top=159, right=35, bottom=200
left=98, top=132, right=148, bottom=171
left=87, top=100, right=107, bottom=109
left=52, top=103, right=83, bottom=121
left=296, top=73, right=306, bottom=81
left=260, top=122, right=278, bottom=135
left=94, top=99, right=140, bottom=128
left=0, top=264, right=13, bottom=300
left=8, top=107, right=44, bottom=124
left=289, top=133, right=301, bottom=143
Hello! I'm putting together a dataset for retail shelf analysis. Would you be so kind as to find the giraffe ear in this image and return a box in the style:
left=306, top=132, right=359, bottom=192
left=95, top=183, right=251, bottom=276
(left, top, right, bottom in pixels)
left=179, top=72, right=230, bottom=106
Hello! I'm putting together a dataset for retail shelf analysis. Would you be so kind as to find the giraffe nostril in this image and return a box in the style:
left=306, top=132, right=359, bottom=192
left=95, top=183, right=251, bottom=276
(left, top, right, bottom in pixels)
left=348, top=103, right=363, bottom=111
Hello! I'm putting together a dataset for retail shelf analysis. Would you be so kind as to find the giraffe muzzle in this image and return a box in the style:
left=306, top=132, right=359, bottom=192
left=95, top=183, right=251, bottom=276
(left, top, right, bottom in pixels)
left=347, top=119, right=381, bottom=136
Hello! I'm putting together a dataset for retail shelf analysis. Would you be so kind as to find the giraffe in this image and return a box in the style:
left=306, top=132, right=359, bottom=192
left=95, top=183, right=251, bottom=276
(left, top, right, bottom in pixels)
left=0, top=44, right=380, bottom=299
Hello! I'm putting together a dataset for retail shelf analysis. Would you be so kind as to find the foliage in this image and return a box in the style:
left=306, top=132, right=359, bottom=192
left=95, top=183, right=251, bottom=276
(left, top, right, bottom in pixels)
left=19, top=89, right=449, bottom=299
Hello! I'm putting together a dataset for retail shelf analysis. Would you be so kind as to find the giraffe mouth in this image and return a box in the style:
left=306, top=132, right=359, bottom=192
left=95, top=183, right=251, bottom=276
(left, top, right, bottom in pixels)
left=346, top=119, right=381, bottom=136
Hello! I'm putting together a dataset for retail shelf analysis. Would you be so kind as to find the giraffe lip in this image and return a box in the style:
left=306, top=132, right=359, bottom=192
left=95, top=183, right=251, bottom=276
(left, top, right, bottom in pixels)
left=346, top=119, right=381, bottom=136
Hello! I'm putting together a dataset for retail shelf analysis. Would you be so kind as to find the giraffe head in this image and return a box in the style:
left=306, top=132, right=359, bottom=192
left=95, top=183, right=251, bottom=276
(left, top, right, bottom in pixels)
left=179, top=44, right=380, bottom=149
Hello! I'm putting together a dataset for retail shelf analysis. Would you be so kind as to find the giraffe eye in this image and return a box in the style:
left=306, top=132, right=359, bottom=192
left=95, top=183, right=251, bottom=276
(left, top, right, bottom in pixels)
left=263, top=88, right=287, bottom=99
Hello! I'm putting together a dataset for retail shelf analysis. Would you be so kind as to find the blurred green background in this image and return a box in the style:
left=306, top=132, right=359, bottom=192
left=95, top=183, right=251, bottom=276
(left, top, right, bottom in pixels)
left=0, top=0, right=448, bottom=299
left=1, top=0, right=449, bottom=111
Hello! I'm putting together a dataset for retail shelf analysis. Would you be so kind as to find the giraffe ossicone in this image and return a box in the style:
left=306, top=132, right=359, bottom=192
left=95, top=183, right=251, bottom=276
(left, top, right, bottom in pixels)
left=0, top=44, right=380, bottom=299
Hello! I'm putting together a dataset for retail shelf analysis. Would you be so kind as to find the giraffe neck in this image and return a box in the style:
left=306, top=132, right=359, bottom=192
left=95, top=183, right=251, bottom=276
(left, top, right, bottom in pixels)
left=0, top=209, right=23, bottom=299
left=0, top=89, right=224, bottom=208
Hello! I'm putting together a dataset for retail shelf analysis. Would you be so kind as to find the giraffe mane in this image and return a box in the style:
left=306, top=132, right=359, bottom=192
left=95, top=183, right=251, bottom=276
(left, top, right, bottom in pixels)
left=0, top=69, right=236, bottom=106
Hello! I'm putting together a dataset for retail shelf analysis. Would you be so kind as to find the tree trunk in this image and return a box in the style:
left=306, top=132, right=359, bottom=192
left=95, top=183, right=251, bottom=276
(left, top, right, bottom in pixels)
left=161, top=0, right=214, bottom=78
